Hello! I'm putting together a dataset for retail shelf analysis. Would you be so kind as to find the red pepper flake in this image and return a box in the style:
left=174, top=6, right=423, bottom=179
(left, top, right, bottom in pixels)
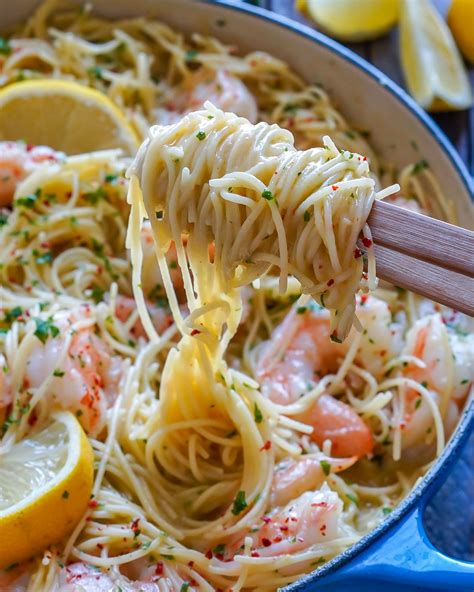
left=26, top=144, right=34, bottom=152
left=327, top=279, right=334, bottom=287
left=190, top=329, right=201, bottom=336
left=261, top=538, right=272, bottom=547
left=28, top=411, right=37, bottom=426
left=280, top=525, right=289, bottom=532
left=331, top=185, right=339, bottom=191
left=187, top=561, right=194, bottom=568
left=96, top=543, right=103, bottom=550
left=360, top=294, right=369, bottom=305
left=250, top=551, right=260, bottom=557
left=131, top=518, right=140, bottom=532
left=362, top=237, right=372, bottom=248
left=155, top=561, right=164, bottom=576
left=290, top=517, right=298, bottom=522
left=363, top=156, right=367, bottom=161
left=261, top=516, right=272, bottom=524
left=88, top=499, right=99, bottom=508
left=259, top=440, right=271, bottom=451
left=354, top=248, right=362, bottom=259
left=273, top=535, right=282, bottom=543
left=205, top=549, right=213, bottom=560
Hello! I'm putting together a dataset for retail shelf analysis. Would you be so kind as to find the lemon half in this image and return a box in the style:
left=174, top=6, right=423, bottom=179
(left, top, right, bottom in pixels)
left=0, top=79, right=140, bottom=155
left=400, top=0, right=472, bottom=111
left=0, top=412, right=94, bottom=568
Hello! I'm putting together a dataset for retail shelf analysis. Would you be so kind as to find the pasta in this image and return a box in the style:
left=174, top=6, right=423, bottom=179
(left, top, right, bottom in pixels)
left=0, top=2, right=472, bottom=591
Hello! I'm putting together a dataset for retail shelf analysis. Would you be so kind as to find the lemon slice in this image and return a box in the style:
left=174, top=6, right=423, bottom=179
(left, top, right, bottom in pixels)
left=448, top=0, right=474, bottom=64
left=302, top=0, right=399, bottom=41
left=400, top=0, right=472, bottom=111
left=0, top=79, right=140, bottom=155
left=0, top=411, right=93, bottom=568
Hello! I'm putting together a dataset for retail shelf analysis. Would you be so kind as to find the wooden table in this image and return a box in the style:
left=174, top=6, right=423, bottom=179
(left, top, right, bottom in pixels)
left=253, top=0, right=474, bottom=175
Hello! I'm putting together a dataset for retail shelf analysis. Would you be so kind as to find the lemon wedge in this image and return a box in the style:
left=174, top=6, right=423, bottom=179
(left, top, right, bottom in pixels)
left=0, top=411, right=93, bottom=568
left=448, top=0, right=474, bottom=64
left=0, top=79, right=140, bottom=154
left=301, top=0, right=399, bottom=41
left=400, top=0, right=472, bottom=111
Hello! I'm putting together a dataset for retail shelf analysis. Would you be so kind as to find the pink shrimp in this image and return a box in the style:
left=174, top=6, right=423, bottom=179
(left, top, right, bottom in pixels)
left=0, top=141, right=63, bottom=207
left=115, top=295, right=174, bottom=339
left=271, top=455, right=357, bottom=507
left=256, top=306, right=374, bottom=459
left=398, top=314, right=472, bottom=449
left=59, top=560, right=197, bottom=591
left=24, top=307, right=123, bottom=435
left=158, top=67, right=258, bottom=124
left=229, top=486, right=342, bottom=559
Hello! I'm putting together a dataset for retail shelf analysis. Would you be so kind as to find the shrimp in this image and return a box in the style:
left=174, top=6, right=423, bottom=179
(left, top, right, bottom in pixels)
left=58, top=560, right=197, bottom=592
left=157, top=67, right=258, bottom=124
left=115, top=295, right=174, bottom=339
left=230, top=485, right=342, bottom=559
left=140, top=222, right=185, bottom=302
left=256, top=304, right=376, bottom=458
left=271, top=455, right=357, bottom=507
left=398, top=313, right=473, bottom=450
left=0, top=141, right=63, bottom=207
left=24, top=307, right=123, bottom=435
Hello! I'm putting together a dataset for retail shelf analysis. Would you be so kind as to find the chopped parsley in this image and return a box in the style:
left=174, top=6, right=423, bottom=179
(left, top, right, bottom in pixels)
left=411, top=159, right=429, bottom=175
left=213, top=543, right=226, bottom=554
left=35, top=250, right=53, bottom=265
left=33, top=317, right=60, bottom=344
left=53, top=369, right=65, bottom=377
left=5, top=306, right=23, bottom=323
left=296, top=306, right=307, bottom=315
left=0, top=37, right=11, bottom=56
left=254, top=403, right=263, bottom=424
left=415, top=398, right=422, bottom=409
left=15, top=192, right=39, bottom=209
left=231, top=490, right=248, bottom=515
left=320, top=459, right=331, bottom=476
left=0, top=213, right=8, bottom=226
left=105, top=173, right=119, bottom=183
left=180, top=584, right=190, bottom=592
left=196, top=130, right=206, bottom=141
left=4, top=562, right=19, bottom=572
left=261, top=189, right=274, bottom=200
left=90, top=284, right=105, bottom=304
left=62, top=490, right=69, bottom=499
left=382, top=507, right=392, bottom=515
left=346, top=493, right=359, bottom=506
left=87, top=66, right=103, bottom=80
left=185, top=49, right=199, bottom=61
left=303, top=210, right=311, bottom=222
left=84, top=186, right=107, bottom=204
left=155, top=210, right=164, bottom=220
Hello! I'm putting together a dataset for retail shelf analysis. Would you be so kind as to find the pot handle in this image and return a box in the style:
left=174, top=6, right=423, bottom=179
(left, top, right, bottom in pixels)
left=310, top=413, right=474, bottom=592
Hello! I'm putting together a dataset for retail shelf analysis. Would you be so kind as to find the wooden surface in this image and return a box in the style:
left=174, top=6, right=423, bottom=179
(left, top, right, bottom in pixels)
left=250, top=0, right=474, bottom=175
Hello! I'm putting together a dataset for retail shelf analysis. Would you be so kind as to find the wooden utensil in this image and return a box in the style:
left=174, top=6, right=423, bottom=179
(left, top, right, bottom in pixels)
left=367, top=200, right=474, bottom=316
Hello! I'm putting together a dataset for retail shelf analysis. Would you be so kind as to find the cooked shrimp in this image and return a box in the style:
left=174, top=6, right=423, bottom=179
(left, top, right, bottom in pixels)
left=157, top=67, right=258, bottom=124
left=238, top=485, right=342, bottom=558
left=256, top=305, right=374, bottom=458
left=115, top=295, right=174, bottom=339
left=59, top=560, right=197, bottom=592
left=0, top=141, right=63, bottom=207
left=24, top=307, right=123, bottom=435
left=399, top=313, right=473, bottom=449
left=271, top=455, right=357, bottom=507
left=140, top=222, right=185, bottom=302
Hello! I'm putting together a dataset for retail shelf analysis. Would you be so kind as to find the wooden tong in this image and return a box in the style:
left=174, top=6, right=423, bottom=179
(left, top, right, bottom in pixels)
left=367, top=200, right=474, bottom=316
